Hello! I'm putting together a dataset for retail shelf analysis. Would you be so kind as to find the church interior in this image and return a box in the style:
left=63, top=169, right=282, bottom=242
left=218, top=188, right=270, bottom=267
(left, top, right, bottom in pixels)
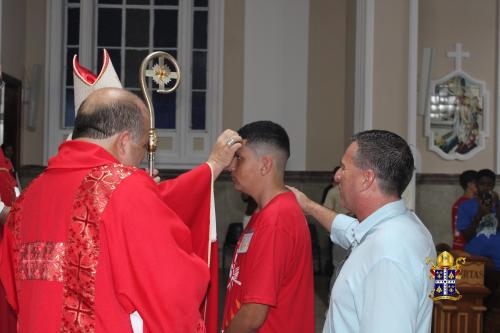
left=1, top=0, right=500, bottom=332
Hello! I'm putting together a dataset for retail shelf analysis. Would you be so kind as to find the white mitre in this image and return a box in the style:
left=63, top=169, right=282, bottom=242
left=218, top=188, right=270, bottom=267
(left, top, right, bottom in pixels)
left=67, top=49, right=122, bottom=140
left=73, top=49, right=122, bottom=113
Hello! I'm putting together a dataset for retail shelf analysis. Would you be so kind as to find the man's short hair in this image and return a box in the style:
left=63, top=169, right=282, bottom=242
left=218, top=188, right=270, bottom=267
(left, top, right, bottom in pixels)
left=73, top=95, right=145, bottom=141
left=351, top=129, right=414, bottom=197
left=237, top=121, right=290, bottom=172
left=477, top=169, right=496, bottom=183
left=459, top=170, right=478, bottom=190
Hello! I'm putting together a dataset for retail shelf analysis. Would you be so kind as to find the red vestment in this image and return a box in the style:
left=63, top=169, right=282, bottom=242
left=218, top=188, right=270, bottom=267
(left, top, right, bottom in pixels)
left=0, top=148, right=17, bottom=333
left=222, top=192, right=315, bottom=332
left=0, top=141, right=211, bottom=332
left=0, top=148, right=16, bottom=208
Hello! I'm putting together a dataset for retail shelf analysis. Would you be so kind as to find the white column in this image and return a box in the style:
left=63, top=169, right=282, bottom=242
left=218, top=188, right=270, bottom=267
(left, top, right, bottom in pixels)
left=243, top=0, right=309, bottom=170
left=354, top=0, right=374, bottom=132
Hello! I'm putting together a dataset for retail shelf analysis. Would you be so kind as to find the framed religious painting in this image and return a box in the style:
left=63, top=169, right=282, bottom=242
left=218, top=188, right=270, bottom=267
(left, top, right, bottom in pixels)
left=424, top=45, right=489, bottom=160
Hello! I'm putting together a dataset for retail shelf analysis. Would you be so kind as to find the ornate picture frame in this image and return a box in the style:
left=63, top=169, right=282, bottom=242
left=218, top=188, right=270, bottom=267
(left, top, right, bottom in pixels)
left=424, top=44, right=489, bottom=160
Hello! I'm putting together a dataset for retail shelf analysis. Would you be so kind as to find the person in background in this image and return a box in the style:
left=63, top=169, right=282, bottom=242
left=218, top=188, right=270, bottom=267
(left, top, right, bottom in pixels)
left=456, top=168, right=500, bottom=324
left=457, top=169, right=499, bottom=248
left=0, top=146, right=17, bottom=333
left=241, top=193, right=257, bottom=229
left=322, top=166, right=350, bottom=286
left=451, top=170, right=477, bottom=250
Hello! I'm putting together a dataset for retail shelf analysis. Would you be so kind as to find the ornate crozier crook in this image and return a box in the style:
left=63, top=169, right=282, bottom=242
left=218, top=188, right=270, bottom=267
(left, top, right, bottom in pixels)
left=139, top=52, right=181, bottom=176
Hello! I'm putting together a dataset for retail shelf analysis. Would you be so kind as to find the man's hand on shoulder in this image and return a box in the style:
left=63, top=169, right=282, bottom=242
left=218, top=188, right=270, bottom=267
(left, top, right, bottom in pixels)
left=286, top=185, right=338, bottom=233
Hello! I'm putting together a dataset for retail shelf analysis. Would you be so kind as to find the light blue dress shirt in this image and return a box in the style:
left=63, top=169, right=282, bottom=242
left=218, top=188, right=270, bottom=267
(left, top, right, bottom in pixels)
left=323, top=200, right=436, bottom=333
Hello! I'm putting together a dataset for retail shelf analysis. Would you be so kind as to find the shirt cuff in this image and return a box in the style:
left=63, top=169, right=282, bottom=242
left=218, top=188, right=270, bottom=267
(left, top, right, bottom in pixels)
left=330, top=214, right=358, bottom=249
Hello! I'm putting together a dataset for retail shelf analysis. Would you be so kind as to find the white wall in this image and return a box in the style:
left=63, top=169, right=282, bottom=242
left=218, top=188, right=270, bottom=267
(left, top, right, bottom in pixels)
left=243, top=0, right=309, bottom=170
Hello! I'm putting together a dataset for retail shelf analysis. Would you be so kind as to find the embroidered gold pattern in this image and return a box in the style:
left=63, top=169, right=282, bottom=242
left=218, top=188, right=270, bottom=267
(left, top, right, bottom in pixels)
left=61, top=164, right=134, bottom=333
left=19, top=242, right=65, bottom=282
left=8, top=176, right=36, bottom=281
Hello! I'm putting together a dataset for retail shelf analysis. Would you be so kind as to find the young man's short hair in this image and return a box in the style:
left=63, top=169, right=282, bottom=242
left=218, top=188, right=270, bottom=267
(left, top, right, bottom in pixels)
left=237, top=121, right=290, bottom=158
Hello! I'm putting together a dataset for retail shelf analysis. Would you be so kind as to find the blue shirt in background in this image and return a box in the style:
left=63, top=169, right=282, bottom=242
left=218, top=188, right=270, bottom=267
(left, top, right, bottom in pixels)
left=457, top=198, right=500, bottom=270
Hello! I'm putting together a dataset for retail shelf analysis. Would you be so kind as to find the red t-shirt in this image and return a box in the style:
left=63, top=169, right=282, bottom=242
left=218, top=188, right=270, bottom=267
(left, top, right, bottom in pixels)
left=452, top=195, right=469, bottom=250
left=222, top=192, right=314, bottom=332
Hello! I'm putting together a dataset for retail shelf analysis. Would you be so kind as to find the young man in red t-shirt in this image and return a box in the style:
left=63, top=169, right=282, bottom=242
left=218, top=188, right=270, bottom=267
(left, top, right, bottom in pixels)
left=452, top=170, right=477, bottom=250
left=222, top=121, right=314, bottom=333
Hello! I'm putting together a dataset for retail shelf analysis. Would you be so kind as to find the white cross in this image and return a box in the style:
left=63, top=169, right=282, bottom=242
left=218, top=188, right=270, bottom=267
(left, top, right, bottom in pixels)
left=144, top=56, right=179, bottom=92
left=227, top=253, right=242, bottom=289
left=447, top=43, right=470, bottom=71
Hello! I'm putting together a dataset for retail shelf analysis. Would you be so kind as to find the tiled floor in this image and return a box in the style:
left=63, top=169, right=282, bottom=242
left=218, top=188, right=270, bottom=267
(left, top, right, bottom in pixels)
left=219, top=268, right=330, bottom=332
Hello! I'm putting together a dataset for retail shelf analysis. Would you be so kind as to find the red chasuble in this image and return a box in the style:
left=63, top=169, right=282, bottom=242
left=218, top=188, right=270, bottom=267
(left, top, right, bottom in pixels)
left=0, top=141, right=209, bottom=332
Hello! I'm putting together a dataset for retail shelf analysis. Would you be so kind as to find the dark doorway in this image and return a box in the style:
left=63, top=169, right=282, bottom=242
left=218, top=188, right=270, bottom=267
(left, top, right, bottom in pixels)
left=2, top=73, right=22, bottom=172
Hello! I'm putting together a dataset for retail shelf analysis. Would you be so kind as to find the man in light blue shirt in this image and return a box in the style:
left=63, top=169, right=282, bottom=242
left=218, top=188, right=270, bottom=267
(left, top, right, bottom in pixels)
left=289, top=130, right=435, bottom=333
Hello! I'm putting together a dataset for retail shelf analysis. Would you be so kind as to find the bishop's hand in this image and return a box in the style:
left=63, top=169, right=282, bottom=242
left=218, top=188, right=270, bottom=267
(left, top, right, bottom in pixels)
left=207, top=129, right=242, bottom=179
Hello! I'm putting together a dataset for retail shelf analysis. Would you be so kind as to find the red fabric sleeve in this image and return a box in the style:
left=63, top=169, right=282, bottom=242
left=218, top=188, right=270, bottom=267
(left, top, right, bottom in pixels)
left=103, top=173, right=210, bottom=333
left=241, top=224, right=293, bottom=307
left=157, top=163, right=211, bottom=237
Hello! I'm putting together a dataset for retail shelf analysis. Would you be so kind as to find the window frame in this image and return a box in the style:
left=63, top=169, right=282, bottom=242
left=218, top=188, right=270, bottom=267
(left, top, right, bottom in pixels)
left=44, top=0, right=223, bottom=168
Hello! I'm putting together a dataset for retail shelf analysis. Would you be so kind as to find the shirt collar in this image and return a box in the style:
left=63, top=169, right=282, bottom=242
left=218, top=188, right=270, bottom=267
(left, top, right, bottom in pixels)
left=352, top=199, right=407, bottom=246
left=47, top=140, right=119, bottom=170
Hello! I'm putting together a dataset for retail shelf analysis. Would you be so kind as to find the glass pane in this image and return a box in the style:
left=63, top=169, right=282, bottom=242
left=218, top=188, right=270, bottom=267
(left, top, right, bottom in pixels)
left=155, top=0, right=178, bottom=5
left=66, top=47, right=79, bottom=86
left=68, top=0, right=80, bottom=3
left=194, top=0, right=208, bottom=7
left=67, top=7, right=80, bottom=45
left=193, top=10, right=207, bottom=49
left=192, top=51, right=206, bottom=90
left=126, top=0, right=150, bottom=4
left=98, top=8, right=122, bottom=46
left=65, top=88, right=76, bottom=127
left=126, top=9, right=150, bottom=47
left=153, top=92, right=176, bottom=129
left=97, top=48, right=122, bottom=80
left=191, top=91, right=205, bottom=130
left=125, top=49, right=148, bottom=88
left=98, top=0, right=123, bottom=3
left=154, top=10, right=177, bottom=48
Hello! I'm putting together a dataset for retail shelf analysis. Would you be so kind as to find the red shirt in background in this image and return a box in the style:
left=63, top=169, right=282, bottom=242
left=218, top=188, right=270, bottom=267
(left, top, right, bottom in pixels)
left=222, top=192, right=314, bottom=333
left=452, top=195, right=470, bottom=250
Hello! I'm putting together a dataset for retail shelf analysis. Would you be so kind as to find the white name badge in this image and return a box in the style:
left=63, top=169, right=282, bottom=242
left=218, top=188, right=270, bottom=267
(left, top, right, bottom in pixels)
left=237, top=232, right=254, bottom=253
